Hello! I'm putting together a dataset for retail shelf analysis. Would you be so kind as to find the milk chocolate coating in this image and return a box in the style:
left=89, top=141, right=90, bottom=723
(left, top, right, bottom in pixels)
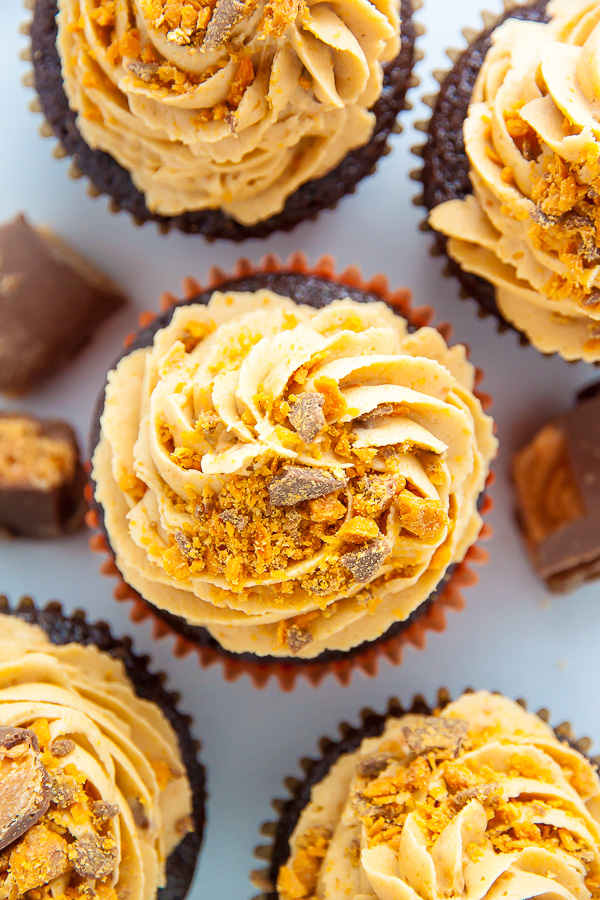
left=513, top=383, right=600, bottom=593
left=0, top=413, right=87, bottom=538
left=0, top=215, right=124, bottom=393
left=0, top=726, right=51, bottom=852
left=1, top=597, right=206, bottom=900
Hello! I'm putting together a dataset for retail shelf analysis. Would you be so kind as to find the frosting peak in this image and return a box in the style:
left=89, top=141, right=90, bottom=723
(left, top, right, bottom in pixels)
left=278, top=691, right=600, bottom=900
left=92, top=290, right=496, bottom=658
left=429, top=0, right=600, bottom=362
left=57, top=0, right=400, bottom=224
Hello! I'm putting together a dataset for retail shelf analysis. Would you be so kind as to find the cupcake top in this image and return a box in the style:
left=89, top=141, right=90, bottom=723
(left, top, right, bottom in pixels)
left=278, top=690, right=600, bottom=900
left=0, top=616, right=193, bottom=900
left=92, top=289, right=496, bottom=658
left=429, top=0, right=600, bottom=362
left=57, top=0, right=400, bottom=225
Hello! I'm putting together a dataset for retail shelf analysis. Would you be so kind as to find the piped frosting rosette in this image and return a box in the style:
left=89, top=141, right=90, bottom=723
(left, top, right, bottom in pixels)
left=92, top=290, right=496, bottom=659
left=0, top=616, right=193, bottom=900
left=429, top=0, right=600, bottom=362
left=276, top=691, right=600, bottom=900
left=56, top=0, right=400, bottom=225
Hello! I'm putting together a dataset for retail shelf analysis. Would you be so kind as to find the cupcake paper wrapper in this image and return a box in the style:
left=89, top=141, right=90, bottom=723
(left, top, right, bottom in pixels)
left=412, top=0, right=553, bottom=350
left=250, top=687, right=599, bottom=900
left=23, top=0, right=422, bottom=241
left=86, top=252, right=495, bottom=691
left=0, top=593, right=206, bottom=900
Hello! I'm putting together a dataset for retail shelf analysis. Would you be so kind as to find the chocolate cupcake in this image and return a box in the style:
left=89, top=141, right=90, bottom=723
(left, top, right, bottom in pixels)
left=418, top=0, right=600, bottom=363
left=0, top=595, right=205, bottom=900
left=28, top=0, right=418, bottom=240
left=88, top=258, right=497, bottom=688
left=253, top=689, right=600, bottom=900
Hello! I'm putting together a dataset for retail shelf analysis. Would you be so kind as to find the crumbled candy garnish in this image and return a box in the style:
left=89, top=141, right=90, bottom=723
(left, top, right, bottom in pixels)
left=287, top=392, right=326, bottom=443
left=340, top=537, right=391, bottom=582
left=268, top=466, right=347, bottom=508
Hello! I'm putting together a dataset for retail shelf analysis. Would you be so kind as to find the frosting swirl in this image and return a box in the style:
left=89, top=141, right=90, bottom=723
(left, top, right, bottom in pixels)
left=56, top=0, right=400, bottom=224
left=278, top=691, right=600, bottom=900
left=92, top=290, right=496, bottom=658
left=429, top=0, right=600, bottom=362
left=0, top=617, right=193, bottom=900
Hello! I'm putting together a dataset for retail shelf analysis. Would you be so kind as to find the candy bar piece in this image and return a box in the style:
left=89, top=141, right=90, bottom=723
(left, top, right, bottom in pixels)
left=0, top=726, right=51, bottom=852
left=202, top=0, right=252, bottom=51
left=0, top=413, right=86, bottom=537
left=512, top=383, right=600, bottom=593
left=402, top=717, right=467, bottom=758
left=0, top=214, right=125, bottom=393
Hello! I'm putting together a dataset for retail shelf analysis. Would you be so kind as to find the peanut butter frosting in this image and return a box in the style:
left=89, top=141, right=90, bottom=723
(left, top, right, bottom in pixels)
left=91, top=290, right=496, bottom=658
left=0, top=616, right=193, bottom=900
left=56, top=0, right=400, bottom=225
left=278, top=691, right=600, bottom=900
left=429, top=0, right=600, bottom=362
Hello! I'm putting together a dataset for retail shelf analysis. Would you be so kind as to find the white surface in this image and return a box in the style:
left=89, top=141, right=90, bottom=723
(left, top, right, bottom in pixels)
left=0, top=0, right=599, bottom=896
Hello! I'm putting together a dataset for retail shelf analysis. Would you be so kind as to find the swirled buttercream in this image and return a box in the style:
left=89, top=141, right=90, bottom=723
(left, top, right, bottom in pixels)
left=0, top=616, right=193, bottom=900
left=92, top=290, right=496, bottom=658
left=56, top=0, right=400, bottom=224
left=429, top=0, right=600, bottom=362
left=278, top=690, right=600, bottom=900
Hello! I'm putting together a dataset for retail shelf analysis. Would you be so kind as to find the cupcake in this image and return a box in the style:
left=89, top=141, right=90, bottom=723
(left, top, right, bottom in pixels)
left=254, top=689, right=600, bottom=900
left=0, top=596, right=205, bottom=900
left=89, top=261, right=497, bottom=686
left=29, top=0, right=418, bottom=240
left=420, top=0, right=600, bottom=363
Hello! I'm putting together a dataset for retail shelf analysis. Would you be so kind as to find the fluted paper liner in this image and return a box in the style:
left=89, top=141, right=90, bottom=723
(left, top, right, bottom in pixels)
left=0, top=593, right=206, bottom=900
left=86, top=252, right=495, bottom=691
left=22, top=0, right=423, bottom=240
left=250, top=687, right=599, bottom=899
left=411, top=0, right=566, bottom=355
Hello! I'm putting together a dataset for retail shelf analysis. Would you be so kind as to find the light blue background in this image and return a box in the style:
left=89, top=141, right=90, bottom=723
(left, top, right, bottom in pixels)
left=0, top=0, right=598, bottom=896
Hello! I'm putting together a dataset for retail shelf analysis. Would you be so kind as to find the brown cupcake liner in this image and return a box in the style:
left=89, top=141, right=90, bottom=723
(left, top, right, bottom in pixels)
left=410, top=0, right=569, bottom=354
left=86, top=252, right=495, bottom=691
left=250, top=687, right=599, bottom=899
left=22, top=0, right=422, bottom=241
left=0, top=593, right=206, bottom=900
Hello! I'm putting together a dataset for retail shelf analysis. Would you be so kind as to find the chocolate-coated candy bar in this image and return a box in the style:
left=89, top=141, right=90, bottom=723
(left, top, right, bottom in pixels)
left=0, top=214, right=125, bottom=393
left=0, top=413, right=86, bottom=537
left=512, top=383, right=600, bottom=593
left=0, top=726, right=51, bottom=852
